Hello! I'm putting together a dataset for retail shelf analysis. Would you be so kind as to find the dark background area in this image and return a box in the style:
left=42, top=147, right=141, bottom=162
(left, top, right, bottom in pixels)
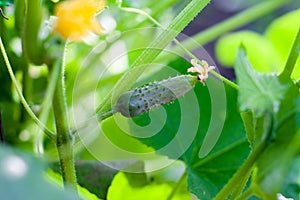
left=182, top=0, right=299, bottom=79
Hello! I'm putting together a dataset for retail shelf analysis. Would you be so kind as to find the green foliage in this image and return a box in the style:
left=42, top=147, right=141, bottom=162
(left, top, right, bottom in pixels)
left=0, top=0, right=299, bottom=199
left=234, top=48, right=288, bottom=117
left=0, top=146, right=78, bottom=200
left=265, top=8, right=300, bottom=79
left=0, top=0, right=13, bottom=6
left=234, top=47, right=300, bottom=200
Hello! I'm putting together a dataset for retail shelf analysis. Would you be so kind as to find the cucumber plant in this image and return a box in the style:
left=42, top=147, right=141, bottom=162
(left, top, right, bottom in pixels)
left=0, top=0, right=299, bottom=199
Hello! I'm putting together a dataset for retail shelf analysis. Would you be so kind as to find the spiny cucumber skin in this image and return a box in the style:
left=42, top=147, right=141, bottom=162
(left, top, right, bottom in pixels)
left=114, top=75, right=198, bottom=118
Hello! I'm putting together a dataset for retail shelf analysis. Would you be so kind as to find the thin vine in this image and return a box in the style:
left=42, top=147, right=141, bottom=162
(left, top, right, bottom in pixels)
left=0, top=37, right=56, bottom=141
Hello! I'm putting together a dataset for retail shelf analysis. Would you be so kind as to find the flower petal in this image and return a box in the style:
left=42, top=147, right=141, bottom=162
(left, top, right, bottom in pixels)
left=54, top=0, right=106, bottom=41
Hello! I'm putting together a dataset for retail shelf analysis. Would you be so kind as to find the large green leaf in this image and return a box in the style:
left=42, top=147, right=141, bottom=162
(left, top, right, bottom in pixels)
left=184, top=85, right=249, bottom=199
left=234, top=48, right=288, bottom=117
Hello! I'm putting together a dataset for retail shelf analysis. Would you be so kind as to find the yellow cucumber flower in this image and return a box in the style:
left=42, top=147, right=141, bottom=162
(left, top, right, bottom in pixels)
left=54, top=0, right=106, bottom=41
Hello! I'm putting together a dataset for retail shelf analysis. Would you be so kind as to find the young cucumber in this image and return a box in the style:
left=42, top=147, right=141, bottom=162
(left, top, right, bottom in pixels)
left=113, top=75, right=198, bottom=118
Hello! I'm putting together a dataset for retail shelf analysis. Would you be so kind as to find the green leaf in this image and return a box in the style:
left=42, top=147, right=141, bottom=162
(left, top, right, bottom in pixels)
left=241, top=111, right=266, bottom=149
left=0, top=146, right=77, bottom=200
left=234, top=47, right=288, bottom=117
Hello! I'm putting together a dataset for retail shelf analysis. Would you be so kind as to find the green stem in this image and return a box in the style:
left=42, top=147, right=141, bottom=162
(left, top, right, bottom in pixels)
left=183, top=0, right=290, bottom=48
left=20, top=56, right=31, bottom=122
left=120, top=0, right=290, bottom=89
left=213, top=141, right=267, bottom=200
left=158, top=0, right=291, bottom=62
left=166, top=172, right=187, bottom=200
left=230, top=168, right=252, bottom=200
left=14, top=0, right=25, bottom=36
left=279, top=24, right=300, bottom=81
left=52, top=42, right=78, bottom=192
left=210, top=71, right=239, bottom=90
left=34, top=60, right=60, bottom=155
left=23, top=0, right=44, bottom=65
left=96, top=0, right=211, bottom=114
left=72, top=110, right=114, bottom=140
left=97, top=109, right=114, bottom=121
left=121, top=7, right=239, bottom=90
left=150, top=0, right=178, bottom=18
left=236, top=187, right=253, bottom=200
left=0, top=37, right=56, bottom=141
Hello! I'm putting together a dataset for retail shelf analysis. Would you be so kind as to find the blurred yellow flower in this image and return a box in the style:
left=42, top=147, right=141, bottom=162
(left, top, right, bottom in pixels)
left=54, top=0, right=106, bottom=41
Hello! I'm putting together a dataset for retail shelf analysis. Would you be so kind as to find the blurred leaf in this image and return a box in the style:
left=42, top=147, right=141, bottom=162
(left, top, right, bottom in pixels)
left=275, top=80, right=299, bottom=140
left=51, top=160, right=119, bottom=199
left=107, top=171, right=190, bottom=200
left=234, top=47, right=288, bottom=117
left=252, top=91, right=300, bottom=199
left=0, top=146, right=77, bottom=200
left=0, top=102, right=20, bottom=144
left=252, top=139, right=300, bottom=199
left=0, top=0, right=13, bottom=6
left=281, top=156, right=300, bottom=200
left=215, top=31, right=280, bottom=73
left=75, top=161, right=118, bottom=199
left=47, top=169, right=102, bottom=200
left=265, top=9, right=300, bottom=79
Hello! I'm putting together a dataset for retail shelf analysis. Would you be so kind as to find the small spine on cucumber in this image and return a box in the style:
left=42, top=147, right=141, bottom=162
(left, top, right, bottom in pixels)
left=113, top=75, right=198, bottom=118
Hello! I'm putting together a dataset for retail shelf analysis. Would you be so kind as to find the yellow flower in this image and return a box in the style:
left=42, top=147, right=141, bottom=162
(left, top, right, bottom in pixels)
left=54, top=0, right=106, bottom=41
left=188, top=59, right=215, bottom=85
